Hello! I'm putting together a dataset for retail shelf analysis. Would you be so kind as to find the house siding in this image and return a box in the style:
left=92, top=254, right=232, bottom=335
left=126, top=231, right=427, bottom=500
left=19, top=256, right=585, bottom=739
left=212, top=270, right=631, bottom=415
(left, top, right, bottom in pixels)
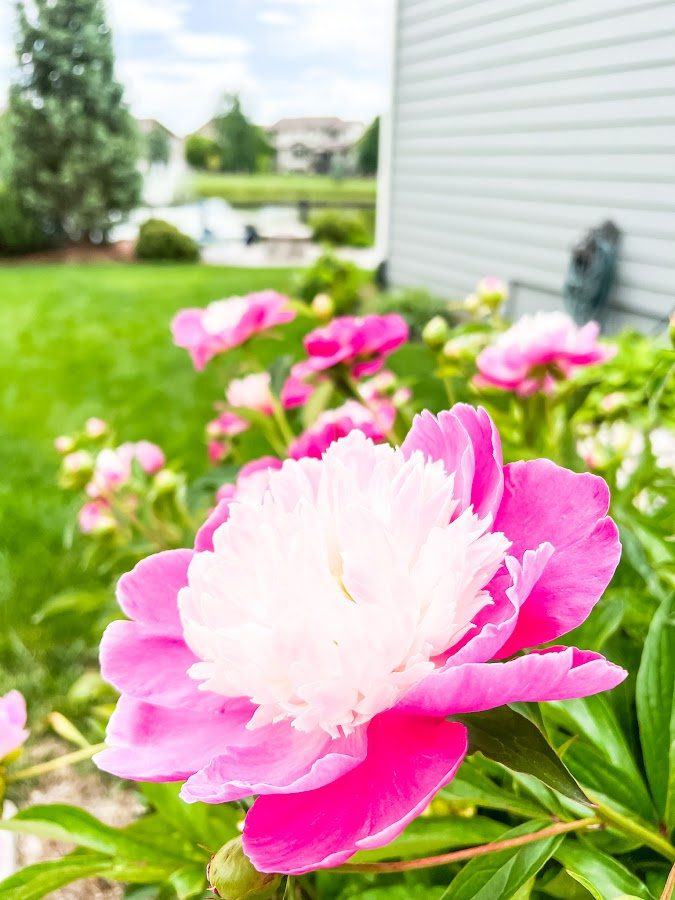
left=384, top=0, right=675, bottom=332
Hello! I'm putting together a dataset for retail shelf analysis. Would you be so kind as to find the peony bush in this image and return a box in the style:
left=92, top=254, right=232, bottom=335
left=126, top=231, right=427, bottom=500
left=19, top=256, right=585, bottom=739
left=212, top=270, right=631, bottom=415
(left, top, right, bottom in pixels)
left=1, top=281, right=673, bottom=899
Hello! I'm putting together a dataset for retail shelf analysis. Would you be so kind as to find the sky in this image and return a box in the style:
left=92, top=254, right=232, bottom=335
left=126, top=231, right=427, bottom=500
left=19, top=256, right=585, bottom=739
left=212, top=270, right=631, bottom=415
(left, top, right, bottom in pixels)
left=0, top=0, right=393, bottom=135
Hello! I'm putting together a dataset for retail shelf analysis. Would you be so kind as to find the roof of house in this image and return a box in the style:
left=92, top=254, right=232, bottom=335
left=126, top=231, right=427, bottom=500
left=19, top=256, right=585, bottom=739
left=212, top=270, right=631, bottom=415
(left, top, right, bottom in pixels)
left=268, top=116, right=361, bottom=132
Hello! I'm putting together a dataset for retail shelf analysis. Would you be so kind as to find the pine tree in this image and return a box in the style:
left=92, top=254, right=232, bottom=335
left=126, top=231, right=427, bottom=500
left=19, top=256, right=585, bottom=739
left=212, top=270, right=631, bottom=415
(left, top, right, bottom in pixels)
left=357, top=117, right=379, bottom=176
left=9, top=0, right=141, bottom=241
left=214, top=94, right=272, bottom=173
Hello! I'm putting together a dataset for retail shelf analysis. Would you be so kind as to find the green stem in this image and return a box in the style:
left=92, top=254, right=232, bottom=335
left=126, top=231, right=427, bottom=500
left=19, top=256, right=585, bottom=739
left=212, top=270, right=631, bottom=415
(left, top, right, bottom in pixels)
left=337, top=816, right=599, bottom=874
left=592, top=799, right=675, bottom=862
left=271, top=398, right=296, bottom=448
left=6, top=743, right=106, bottom=783
left=338, top=372, right=404, bottom=446
left=442, top=376, right=456, bottom=407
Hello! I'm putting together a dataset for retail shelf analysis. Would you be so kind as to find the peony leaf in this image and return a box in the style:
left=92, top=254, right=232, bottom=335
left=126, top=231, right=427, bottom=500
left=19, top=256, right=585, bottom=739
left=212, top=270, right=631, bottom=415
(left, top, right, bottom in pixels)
left=454, top=706, right=588, bottom=805
left=440, top=819, right=563, bottom=900
left=141, top=782, right=241, bottom=852
left=0, top=857, right=107, bottom=900
left=636, top=591, right=675, bottom=831
left=556, top=840, right=655, bottom=900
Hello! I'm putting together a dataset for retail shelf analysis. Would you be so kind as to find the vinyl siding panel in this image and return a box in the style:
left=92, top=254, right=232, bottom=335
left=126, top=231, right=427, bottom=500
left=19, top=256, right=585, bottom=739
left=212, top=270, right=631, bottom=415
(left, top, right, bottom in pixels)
left=386, top=0, right=675, bottom=329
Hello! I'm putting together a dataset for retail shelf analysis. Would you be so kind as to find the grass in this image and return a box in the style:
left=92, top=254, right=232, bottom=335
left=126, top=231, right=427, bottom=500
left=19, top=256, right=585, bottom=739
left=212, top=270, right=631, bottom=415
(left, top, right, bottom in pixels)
left=0, top=263, right=297, bottom=711
left=192, top=171, right=377, bottom=207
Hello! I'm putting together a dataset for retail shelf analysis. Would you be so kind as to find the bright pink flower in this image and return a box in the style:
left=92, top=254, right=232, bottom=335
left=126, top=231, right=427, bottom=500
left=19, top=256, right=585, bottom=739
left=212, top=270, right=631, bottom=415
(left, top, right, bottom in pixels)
left=475, top=312, right=615, bottom=395
left=226, top=373, right=274, bottom=415
left=96, top=406, right=623, bottom=875
left=0, top=691, right=28, bottom=760
left=280, top=372, right=316, bottom=410
left=289, top=401, right=394, bottom=460
left=172, top=292, right=295, bottom=371
left=87, top=442, right=165, bottom=497
left=206, top=412, right=250, bottom=439
left=302, top=314, right=409, bottom=379
left=78, top=499, right=117, bottom=535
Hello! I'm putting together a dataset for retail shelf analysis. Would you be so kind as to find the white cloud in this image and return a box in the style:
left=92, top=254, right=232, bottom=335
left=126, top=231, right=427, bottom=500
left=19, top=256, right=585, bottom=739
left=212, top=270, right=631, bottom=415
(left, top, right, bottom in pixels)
left=169, top=33, right=250, bottom=59
left=106, top=0, right=189, bottom=35
left=256, top=10, right=296, bottom=27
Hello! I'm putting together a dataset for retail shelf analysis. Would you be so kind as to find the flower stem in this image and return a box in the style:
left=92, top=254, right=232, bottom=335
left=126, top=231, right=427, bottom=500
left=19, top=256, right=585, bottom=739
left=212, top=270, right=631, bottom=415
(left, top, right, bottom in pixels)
left=337, top=816, right=600, bottom=874
left=6, top=743, right=105, bottom=783
left=661, top=862, right=675, bottom=900
left=271, top=398, right=296, bottom=448
left=591, top=799, right=675, bottom=862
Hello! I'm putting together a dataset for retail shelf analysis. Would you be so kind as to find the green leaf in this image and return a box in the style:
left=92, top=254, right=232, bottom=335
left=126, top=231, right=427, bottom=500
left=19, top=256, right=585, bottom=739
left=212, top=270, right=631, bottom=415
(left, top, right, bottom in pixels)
left=455, top=706, right=588, bottom=805
left=636, top=592, right=675, bottom=830
left=440, top=820, right=563, bottom=900
left=352, top=815, right=509, bottom=863
left=443, top=760, right=547, bottom=819
left=167, top=863, right=208, bottom=899
left=141, top=783, right=241, bottom=852
left=556, top=840, right=655, bottom=900
left=0, top=804, right=193, bottom=864
left=0, top=856, right=107, bottom=900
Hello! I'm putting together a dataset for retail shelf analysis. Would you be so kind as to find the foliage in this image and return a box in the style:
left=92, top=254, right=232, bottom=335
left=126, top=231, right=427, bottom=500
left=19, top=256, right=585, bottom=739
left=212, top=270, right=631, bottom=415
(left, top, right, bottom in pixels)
left=293, top=250, right=368, bottom=313
left=8, top=0, right=141, bottom=240
left=357, top=116, right=380, bottom=175
left=309, top=209, right=373, bottom=247
left=135, top=218, right=200, bottom=262
left=193, top=171, right=377, bottom=207
left=213, top=94, right=273, bottom=174
left=366, top=287, right=457, bottom=338
left=145, top=124, right=171, bottom=166
left=0, top=182, right=50, bottom=255
left=185, top=133, right=221, bottom=171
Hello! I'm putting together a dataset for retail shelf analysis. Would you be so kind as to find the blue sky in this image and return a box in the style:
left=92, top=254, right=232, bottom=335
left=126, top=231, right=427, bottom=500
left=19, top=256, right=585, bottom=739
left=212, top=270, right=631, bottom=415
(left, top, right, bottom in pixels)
left=0, top=0, right=392, bottom=134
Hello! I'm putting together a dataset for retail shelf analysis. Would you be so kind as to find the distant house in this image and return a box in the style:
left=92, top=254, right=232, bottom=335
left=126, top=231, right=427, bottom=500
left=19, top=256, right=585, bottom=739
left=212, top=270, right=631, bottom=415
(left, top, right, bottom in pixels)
left=135, top=118, right=183, bottom=165
left=266, top=117, right=365, bottom=175
left=379, top=1, right=675, bottom=332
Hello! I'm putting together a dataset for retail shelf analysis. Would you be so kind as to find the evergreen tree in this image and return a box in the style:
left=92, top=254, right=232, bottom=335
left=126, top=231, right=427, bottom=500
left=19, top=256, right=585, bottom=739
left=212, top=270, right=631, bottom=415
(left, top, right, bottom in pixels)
left=9, top=0, right=141, bottom=240
left=213, top=94, right=272, bottom=173
left=357, top=116, right=379, bottom=176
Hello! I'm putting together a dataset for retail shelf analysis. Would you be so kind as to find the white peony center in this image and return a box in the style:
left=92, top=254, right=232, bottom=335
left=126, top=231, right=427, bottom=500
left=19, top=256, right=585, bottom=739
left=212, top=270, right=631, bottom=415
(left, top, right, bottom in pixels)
left=202, top=297, right=249, bottom=335
left=179, top=433, right=509, bottom=737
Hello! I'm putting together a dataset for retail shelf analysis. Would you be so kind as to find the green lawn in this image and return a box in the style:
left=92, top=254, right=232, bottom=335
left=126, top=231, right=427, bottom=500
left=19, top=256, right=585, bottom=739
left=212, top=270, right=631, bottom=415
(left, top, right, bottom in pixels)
left=192, top=171, right=377, bottom=207
left=0, top=264, right=297, bottom=709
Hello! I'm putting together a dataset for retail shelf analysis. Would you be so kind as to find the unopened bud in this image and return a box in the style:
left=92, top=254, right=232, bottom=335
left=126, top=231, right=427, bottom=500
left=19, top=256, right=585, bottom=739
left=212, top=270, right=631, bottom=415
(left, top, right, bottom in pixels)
left=422, top=315, right=450, bottom=349
left=54, top=435, right=75, bottom=454
left=84, top=417, right=108, bottom=438
left=153, top=468, right=180, bottom=495
left=208, top=837, right=281, bottom=899
left=311, top=292, right=335, bottom=321
left=476, top=276, right=508, bottom=310
left=442, top=333, right=484, bottom=362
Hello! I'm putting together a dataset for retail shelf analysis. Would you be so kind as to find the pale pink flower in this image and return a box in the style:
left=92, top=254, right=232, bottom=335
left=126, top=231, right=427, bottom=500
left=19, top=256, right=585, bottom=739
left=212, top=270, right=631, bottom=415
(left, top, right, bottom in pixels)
left=172, top=292, right=295, bottom=370
left=54, top=435, right=75, bottom=454
left=62, top=450, right=94, bottom=474
left=226, top=373, right=274, bottom=415
left=96, top=407, right=623, bottom=875
left=0, top=691, right=28, bottom=760
left=476, top=312, right=615, bottom=395
left=85, top=417, right=108, bottom=438
left=78, top=500, right=117, bottom=535
left=289, top=401, right=394, bottom=460
left=206, top=412, right=250, bottom=439
left=87, top=442, right=165, bottom=497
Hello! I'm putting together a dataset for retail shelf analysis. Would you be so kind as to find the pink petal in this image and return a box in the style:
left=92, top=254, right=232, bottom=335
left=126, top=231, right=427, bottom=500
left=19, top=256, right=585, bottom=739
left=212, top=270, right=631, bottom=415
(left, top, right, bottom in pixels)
left=0, top=691, right=29, bottom=759
left=194, top=499, right=232, bottom=552
left=242, top=713, right=467, bottom=874
left=116, top=549, right=193, bottom=637
left=493, top=460, right=620, bottom=655
left=100, top=620, right=216, bottom=711
left=181, top=721, right=367, bottom=803
left=396, top=647, right=626, bottom=717
left=95, top=695, right=254, bottom=782
left=401, top=405, right=503, bottom=519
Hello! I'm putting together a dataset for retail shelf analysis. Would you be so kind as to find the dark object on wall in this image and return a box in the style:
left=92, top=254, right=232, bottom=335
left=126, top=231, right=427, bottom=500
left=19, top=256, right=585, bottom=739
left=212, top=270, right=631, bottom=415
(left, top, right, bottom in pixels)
left=244, top=224, right=260, bottom=246
left=563, top=220, right=621, bottom=326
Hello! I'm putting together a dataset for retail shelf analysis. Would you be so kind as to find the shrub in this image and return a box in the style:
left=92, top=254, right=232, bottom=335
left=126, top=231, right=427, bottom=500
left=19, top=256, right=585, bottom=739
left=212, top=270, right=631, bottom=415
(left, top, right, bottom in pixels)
left=0, top=183, right=50, bottom=255
left=293, top=250, right=366, bottom=313
left=309, top=209, right=372, bottom=247
left=135, top=218, right=200, bottom=262
left=366, top=287, right=455, bottom=338
left=185, top=134, right=221, bottom=170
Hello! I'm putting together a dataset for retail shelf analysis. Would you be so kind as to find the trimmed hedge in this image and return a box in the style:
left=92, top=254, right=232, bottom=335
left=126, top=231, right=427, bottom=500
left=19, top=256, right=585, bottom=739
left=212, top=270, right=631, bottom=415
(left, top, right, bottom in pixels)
left=135, top=218, right=199, bottom=262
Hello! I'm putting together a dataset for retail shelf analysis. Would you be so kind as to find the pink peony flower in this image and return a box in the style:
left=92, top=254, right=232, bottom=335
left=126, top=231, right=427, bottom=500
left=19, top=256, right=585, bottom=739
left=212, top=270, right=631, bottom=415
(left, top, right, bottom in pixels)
left=302, top=313, right=409, bottom=379
left=172, top=292, right=295, bottom=371
left=226, top=373, right=274, bottom=415
left=280, top=372, right=317, bottom=410
left=78, top=499, right=117, bottom=535
left=206, top=412, right=250, bottom=439
left=96, top=406, right=623, bottom=875
left=475, top=312, right=615, bottom=395
left=87, top=442, right=165, bottom=497
left=0, top=691, right=28, bottom=760
left=289, top=401, right=394, bottom=460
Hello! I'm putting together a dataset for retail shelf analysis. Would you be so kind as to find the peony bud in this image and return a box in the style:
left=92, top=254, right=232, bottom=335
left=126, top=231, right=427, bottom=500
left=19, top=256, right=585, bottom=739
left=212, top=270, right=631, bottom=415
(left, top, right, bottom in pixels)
left=153, top=468, right=181, bottom=495
left=476, top=276, right=508, bottom=310
left=311, top=292, right=335, bottom=321
left=443, top=333, right=485, bottom=362
left=208, top=837, right=281, bottom=899
left=84, top=417, right=108, bottom=438
left=422, top=315, right=450, bottom=349
left=54, top=435, right=75, bottom=454
left=669, top=312, right=675, bottom=347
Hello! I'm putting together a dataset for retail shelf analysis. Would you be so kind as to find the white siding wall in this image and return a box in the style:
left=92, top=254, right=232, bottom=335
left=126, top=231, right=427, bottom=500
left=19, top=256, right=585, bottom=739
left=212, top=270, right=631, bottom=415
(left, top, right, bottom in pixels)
left=385, top=0, right=675, bottom=331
